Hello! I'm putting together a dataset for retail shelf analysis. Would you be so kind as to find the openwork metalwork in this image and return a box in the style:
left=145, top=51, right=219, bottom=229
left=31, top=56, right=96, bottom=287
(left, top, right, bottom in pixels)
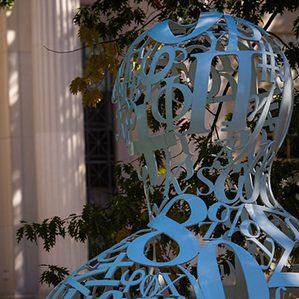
left=48, top=12, right=299, bottom=298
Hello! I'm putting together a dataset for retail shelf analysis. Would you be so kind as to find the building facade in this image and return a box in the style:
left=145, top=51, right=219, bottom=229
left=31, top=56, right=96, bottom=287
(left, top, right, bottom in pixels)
left=0, top=1, right=87, bottom=297
left=0, top=1, right=298, bottom=298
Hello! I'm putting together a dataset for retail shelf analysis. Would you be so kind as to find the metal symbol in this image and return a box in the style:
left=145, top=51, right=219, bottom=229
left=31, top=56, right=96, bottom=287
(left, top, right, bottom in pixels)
left=48, top=12, right=298, bottom=298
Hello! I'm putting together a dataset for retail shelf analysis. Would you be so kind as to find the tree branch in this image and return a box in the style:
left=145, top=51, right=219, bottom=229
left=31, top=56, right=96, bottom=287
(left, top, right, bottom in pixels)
left=263, top=9, right=279, bottom=31
left=43, top=12, right=161, bottom=55
left=43, top=38, right=120, bottom=54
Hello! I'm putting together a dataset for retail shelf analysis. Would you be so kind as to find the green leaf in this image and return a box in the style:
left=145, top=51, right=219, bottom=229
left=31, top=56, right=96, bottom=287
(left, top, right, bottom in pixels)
left=69, top=77, right=86, bottom=95
left=78, top=26, right=99, bottom=47
left=0, top=0, right=14, bottom=10
left=40, top=264, right=69, bottom=287
left=225, top=112, right=233, bottom=121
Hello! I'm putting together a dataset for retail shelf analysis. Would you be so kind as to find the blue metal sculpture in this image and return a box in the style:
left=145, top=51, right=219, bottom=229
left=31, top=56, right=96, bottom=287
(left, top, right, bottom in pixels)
left=48, top=12, right=299, bottom=298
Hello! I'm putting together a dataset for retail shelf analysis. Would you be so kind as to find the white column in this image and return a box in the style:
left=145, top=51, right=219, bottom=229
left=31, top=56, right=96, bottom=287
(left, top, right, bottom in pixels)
left=0, top=9, right=16, bottom=298
left=0, top=0, right=87, bottom=298
left=31, top=0, right=87, bottom=296
left=0, top=2, right=41, bottom=297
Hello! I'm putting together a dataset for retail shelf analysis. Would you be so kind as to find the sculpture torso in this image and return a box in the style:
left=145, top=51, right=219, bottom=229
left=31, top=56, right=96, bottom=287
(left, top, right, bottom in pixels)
left=48, top=12, right=298, bottom=299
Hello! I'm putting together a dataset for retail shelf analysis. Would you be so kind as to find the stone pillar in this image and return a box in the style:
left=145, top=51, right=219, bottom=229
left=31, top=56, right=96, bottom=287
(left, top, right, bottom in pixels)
left=0, top=1, right=87, bottom=298
left=31, top=0, right=87, bottom=296
left=0, top=2, right=40, bottom=297
left=0, top=8, right=16, bottom=298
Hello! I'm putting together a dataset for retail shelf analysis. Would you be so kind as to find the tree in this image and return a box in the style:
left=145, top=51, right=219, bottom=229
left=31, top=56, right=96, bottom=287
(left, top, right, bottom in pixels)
left=17, top=0, right=299, bottom=287
left=0, top=0, right=14, bottom=10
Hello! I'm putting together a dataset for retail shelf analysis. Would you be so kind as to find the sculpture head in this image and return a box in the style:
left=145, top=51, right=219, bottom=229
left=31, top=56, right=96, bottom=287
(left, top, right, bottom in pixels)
left=112, top=12, right=293, bottom=208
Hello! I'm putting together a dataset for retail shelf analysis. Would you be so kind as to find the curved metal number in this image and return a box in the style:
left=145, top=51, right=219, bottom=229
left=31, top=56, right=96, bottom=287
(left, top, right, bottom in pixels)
left=197, top=240, right=269, bottom=299
left=48, top=12, right=299, bottom=299
left=127, top=194, right=207, bottom=266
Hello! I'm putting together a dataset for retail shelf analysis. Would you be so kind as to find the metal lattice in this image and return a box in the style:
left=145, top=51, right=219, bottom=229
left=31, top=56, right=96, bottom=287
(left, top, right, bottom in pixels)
left=48, top=12, right=299, bottom=299
left=84, top=78, right=115, bottom=204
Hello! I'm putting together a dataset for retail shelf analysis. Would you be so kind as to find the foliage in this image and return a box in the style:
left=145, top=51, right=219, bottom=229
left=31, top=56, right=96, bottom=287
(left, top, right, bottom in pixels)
left=70, top=0, right=299, bottom=107
left=17, top=163, right=150, bottom=286
left=0, top=0, right=14, bottom=10
left=272, top=93, right=299, bottom=214
left=40, top=265, right=69, bottom=287
left=17, top=0, right=299, bottom=288
left=69, top=42, right=118, bottom=106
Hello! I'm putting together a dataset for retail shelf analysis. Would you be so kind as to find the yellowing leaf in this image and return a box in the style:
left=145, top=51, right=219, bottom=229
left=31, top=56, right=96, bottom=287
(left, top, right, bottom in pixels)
left=78, top=26, right=99, bottom=48
left=69, top=77, right=86, bottom=95
left=82, top=88, right=102, bottom=107
left=158, top=164, right=166, bottom=175
left=115, top=227, right=130, bottom=242
left=132, top=61, right=141, bottom=71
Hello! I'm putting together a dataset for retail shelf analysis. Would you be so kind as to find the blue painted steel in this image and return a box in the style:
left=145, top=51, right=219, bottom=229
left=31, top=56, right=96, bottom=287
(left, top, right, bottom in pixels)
left=47, top=12, right=298, bottom=298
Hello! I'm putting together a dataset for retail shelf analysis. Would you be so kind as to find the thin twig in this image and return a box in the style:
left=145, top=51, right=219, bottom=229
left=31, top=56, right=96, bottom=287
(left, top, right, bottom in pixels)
left=263, top=9, right=279, bottom=31
left=43, top=38, right=120, bottom=54
left=207, top=79, right=233, bottom=139
left=43, top=12, right=161, bottom=55
left=266, top=32, right=299, bottom=77
left=206, top=106, right=217, bottom=116
left=268, top=32, right=299, bottom=61
left=138, top=12, right=161, bottom=32
left=43, top=45, right=85, bottom=54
